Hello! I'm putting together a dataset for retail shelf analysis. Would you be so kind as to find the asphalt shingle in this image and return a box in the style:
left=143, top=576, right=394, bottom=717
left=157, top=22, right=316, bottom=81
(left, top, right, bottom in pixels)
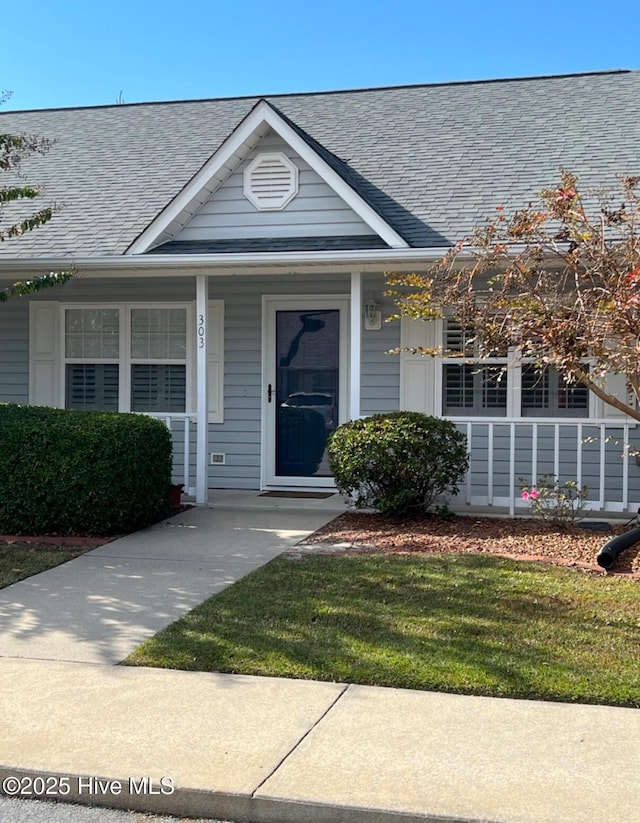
left=1, top=71, right=638, bottom=258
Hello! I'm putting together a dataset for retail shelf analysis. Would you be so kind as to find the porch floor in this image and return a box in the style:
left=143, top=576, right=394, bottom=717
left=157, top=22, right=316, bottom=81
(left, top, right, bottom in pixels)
left=193, top=487, right=350, bottom=514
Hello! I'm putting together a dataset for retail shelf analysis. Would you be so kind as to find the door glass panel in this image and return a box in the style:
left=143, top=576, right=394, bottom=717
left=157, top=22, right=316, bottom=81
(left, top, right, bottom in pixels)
left=275, top=309, right=339, bottom=477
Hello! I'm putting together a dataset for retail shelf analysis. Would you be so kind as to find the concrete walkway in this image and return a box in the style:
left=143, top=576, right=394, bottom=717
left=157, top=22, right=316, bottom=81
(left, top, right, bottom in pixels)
left=0, top=495, right=342, bottom=664
left=0, top=493, right=638, bottom=823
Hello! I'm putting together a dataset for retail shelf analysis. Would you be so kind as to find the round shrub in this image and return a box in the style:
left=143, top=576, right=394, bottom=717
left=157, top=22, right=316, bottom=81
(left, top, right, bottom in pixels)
left=328, top=412, right=469, bottom=516
left=0, top=403, right=172, bottom=535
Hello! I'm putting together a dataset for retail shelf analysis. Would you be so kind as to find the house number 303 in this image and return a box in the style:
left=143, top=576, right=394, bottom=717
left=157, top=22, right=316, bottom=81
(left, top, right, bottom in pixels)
left=197, top=314, right=205, bottom=348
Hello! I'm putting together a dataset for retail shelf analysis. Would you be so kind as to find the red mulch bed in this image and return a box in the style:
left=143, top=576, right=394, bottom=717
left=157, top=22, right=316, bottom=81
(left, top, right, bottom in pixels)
left=305, top=513, right=640, bottom=579
left=0, top=505, right=195, bottom=550
left=0, top=534, right=112, bottom=548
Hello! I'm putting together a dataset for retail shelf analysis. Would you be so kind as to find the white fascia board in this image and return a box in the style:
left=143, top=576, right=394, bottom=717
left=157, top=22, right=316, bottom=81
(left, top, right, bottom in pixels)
left=257, top=106, right=409, bottom=248
left=0, top=246, right=456, bottom=274
left=127, top=112, right=271, bottom=254
left=126, top=100, right=409, bottom=254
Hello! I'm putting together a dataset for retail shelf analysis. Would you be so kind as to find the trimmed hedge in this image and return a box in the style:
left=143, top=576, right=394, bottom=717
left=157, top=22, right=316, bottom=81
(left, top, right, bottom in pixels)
left=328, top=412, right=469, bottom=516
left=0, top=404, right=173, bottom=535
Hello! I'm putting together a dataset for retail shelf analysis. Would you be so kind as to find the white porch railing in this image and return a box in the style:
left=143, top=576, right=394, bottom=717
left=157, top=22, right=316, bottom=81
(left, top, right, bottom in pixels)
left=452, top=417, right=638, bottom=516
left=144, top=414, right=639, bottom=516
left=148, top=413, right=198, bottom=497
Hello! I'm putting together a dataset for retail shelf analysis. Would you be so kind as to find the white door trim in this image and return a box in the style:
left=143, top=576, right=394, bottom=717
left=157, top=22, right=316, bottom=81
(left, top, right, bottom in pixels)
left=261, top=295, right=350, bottom=489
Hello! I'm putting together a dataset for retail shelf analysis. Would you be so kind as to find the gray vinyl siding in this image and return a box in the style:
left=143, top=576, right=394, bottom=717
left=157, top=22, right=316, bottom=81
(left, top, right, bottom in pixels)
left=361, top=273, right=400, bottom=416
left=0, top=289, right=29, bottom=403
left=174, top=129, right=376, bottom=242
left=6, top=272, right=640, bottom=507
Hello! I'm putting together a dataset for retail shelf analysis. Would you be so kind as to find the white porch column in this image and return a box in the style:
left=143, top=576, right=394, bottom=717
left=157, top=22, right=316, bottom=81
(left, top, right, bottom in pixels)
left=196, top=275, right=209, bottom=504
left=349, top=271, right=362, bottom=420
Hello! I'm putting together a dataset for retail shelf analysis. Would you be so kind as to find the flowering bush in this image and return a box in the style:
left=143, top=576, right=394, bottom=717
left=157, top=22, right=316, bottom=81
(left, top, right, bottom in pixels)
left=519, top=475, right=589, bottom=529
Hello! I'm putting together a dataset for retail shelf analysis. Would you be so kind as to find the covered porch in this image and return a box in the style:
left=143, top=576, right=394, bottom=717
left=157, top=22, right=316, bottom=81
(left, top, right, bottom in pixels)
left=153, top=269, right=382, bottom=504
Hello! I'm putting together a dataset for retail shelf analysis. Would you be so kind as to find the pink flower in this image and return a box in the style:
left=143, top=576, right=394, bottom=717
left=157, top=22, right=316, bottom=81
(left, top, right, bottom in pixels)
left=530, top=489, right=540, bottom=500
left=521, top=490, right=530, bottom=501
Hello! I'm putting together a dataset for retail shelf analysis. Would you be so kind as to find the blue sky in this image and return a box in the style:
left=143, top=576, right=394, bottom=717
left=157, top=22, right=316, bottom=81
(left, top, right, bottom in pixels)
left=2, top=0, right=638, bottom=110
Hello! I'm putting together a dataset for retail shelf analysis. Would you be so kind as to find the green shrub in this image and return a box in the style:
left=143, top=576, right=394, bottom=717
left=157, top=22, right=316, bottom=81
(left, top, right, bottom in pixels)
left=328, top=412, right=469, bottom=516
left=0, top=404, right=173, bottom=535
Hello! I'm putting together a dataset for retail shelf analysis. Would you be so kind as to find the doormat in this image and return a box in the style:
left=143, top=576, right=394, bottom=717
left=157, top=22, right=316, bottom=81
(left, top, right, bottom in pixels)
left=259, top=491, right=335, bottom=499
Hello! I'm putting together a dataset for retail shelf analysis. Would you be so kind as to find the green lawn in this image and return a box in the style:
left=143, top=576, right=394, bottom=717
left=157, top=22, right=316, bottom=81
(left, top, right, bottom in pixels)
left=124, top=553, right=640, bottom=707
left=0, top=543, right=89, bottom=588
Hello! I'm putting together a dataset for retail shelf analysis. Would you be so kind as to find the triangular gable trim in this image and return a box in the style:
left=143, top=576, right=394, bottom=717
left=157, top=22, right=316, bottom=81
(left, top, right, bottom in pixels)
left=126, top=100, right=409, bottom=254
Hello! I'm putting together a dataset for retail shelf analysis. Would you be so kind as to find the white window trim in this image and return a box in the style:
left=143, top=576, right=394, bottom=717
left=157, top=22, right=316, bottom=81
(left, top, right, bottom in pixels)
left=60, top=302, right=194, bottom=414
left=400, top=318, right=602, bottom=422
left=439, top=355, right=595, bottom=421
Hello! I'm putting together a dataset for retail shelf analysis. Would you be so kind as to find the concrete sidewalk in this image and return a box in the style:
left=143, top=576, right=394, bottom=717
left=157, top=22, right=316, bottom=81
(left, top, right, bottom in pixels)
left=0, top=493, right=638, bottom=823
left=0, top=496, right=344, bottom=664
left=0, top=659, right=638, bottom=823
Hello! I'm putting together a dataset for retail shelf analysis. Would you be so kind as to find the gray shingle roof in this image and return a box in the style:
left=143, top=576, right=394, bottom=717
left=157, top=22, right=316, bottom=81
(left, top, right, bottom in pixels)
left=150, top=236, right=389, bottom=254
left=1, top=71, right=638, bottom=258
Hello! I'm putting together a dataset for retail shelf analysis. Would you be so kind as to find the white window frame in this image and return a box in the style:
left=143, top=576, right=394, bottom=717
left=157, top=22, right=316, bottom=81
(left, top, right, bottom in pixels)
left=400, top=317, right=637, bottom=424
left=438, top=317, right=595, bottom=420
left=60, top=302, right=195, bottom=414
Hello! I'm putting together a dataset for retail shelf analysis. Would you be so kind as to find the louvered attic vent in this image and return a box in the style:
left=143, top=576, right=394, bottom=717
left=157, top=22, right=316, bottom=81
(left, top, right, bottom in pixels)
left=243, top=152, right=298, bottom=210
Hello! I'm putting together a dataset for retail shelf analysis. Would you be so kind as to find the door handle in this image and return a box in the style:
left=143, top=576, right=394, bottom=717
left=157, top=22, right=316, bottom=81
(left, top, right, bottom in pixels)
left=268, top=384, right=273, bottom=403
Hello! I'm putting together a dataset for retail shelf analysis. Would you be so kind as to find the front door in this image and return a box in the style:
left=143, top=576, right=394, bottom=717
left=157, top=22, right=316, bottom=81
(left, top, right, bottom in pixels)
left=264, top=297, right=348, bottom=487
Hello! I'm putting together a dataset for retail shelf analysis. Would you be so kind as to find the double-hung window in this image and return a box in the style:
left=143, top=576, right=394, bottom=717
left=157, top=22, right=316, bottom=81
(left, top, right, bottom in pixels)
left=441, top=320, right=508, bottom=416
left=520, top=363, right=589, bottom=417
left=64, top=305, right=190, bottom=414
left=130, top=308, right=187, bottom=413
left=440, top=319, right=589, bottom=419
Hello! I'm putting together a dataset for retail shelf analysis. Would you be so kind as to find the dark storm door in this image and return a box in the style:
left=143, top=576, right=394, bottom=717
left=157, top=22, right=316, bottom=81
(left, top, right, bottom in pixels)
left=264, top=298, right=348, bottom=486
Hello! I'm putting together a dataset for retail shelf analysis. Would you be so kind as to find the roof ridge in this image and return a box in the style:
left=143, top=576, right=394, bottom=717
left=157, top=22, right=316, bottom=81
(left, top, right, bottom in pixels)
left=2, top=69, right=634, bottom=115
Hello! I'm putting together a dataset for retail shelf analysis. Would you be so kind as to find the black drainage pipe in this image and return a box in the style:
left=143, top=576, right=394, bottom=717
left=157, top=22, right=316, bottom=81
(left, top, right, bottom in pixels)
left=596, top=526, right=640, bottom=570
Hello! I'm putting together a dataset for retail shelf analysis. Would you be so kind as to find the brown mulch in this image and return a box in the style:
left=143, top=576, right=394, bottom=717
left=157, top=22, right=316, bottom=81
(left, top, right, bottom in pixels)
left=0, top=534, right=112, bottom=548
left=304, top=513, right=640, bottom=579
left=0, top=505, right=195, bottom=550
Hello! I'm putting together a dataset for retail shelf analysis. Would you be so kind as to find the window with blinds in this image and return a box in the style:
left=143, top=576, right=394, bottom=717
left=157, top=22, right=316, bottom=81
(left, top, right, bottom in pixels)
left=66, top=364, right=119, bottom=411
left=443, top=364, right=507, bottom=416
left=443, top=320, right=476, bottom=356
left=442, top=319, right=508, bottom=416
left=521, top=365, right=589, bottom=417
left=131, top=364, right=186, bottom=413
left=63, top=306, right=187, bottom=414
left=440, top=318, right=589, bottom=418
left=130, top=308, right=186, bottom=412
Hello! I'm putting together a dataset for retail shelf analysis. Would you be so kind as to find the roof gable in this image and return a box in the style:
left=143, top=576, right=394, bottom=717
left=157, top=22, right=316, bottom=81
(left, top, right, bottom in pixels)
left=127, top=100, right=408, bottom=253
left=167, top=127, right=380, bottom=245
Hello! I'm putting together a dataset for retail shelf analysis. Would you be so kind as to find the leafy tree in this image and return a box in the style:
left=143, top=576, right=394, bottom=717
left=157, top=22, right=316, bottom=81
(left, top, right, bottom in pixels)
left=1, top=92, right=72, bottom=301
left=387, top=170, right=640, bottom=421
